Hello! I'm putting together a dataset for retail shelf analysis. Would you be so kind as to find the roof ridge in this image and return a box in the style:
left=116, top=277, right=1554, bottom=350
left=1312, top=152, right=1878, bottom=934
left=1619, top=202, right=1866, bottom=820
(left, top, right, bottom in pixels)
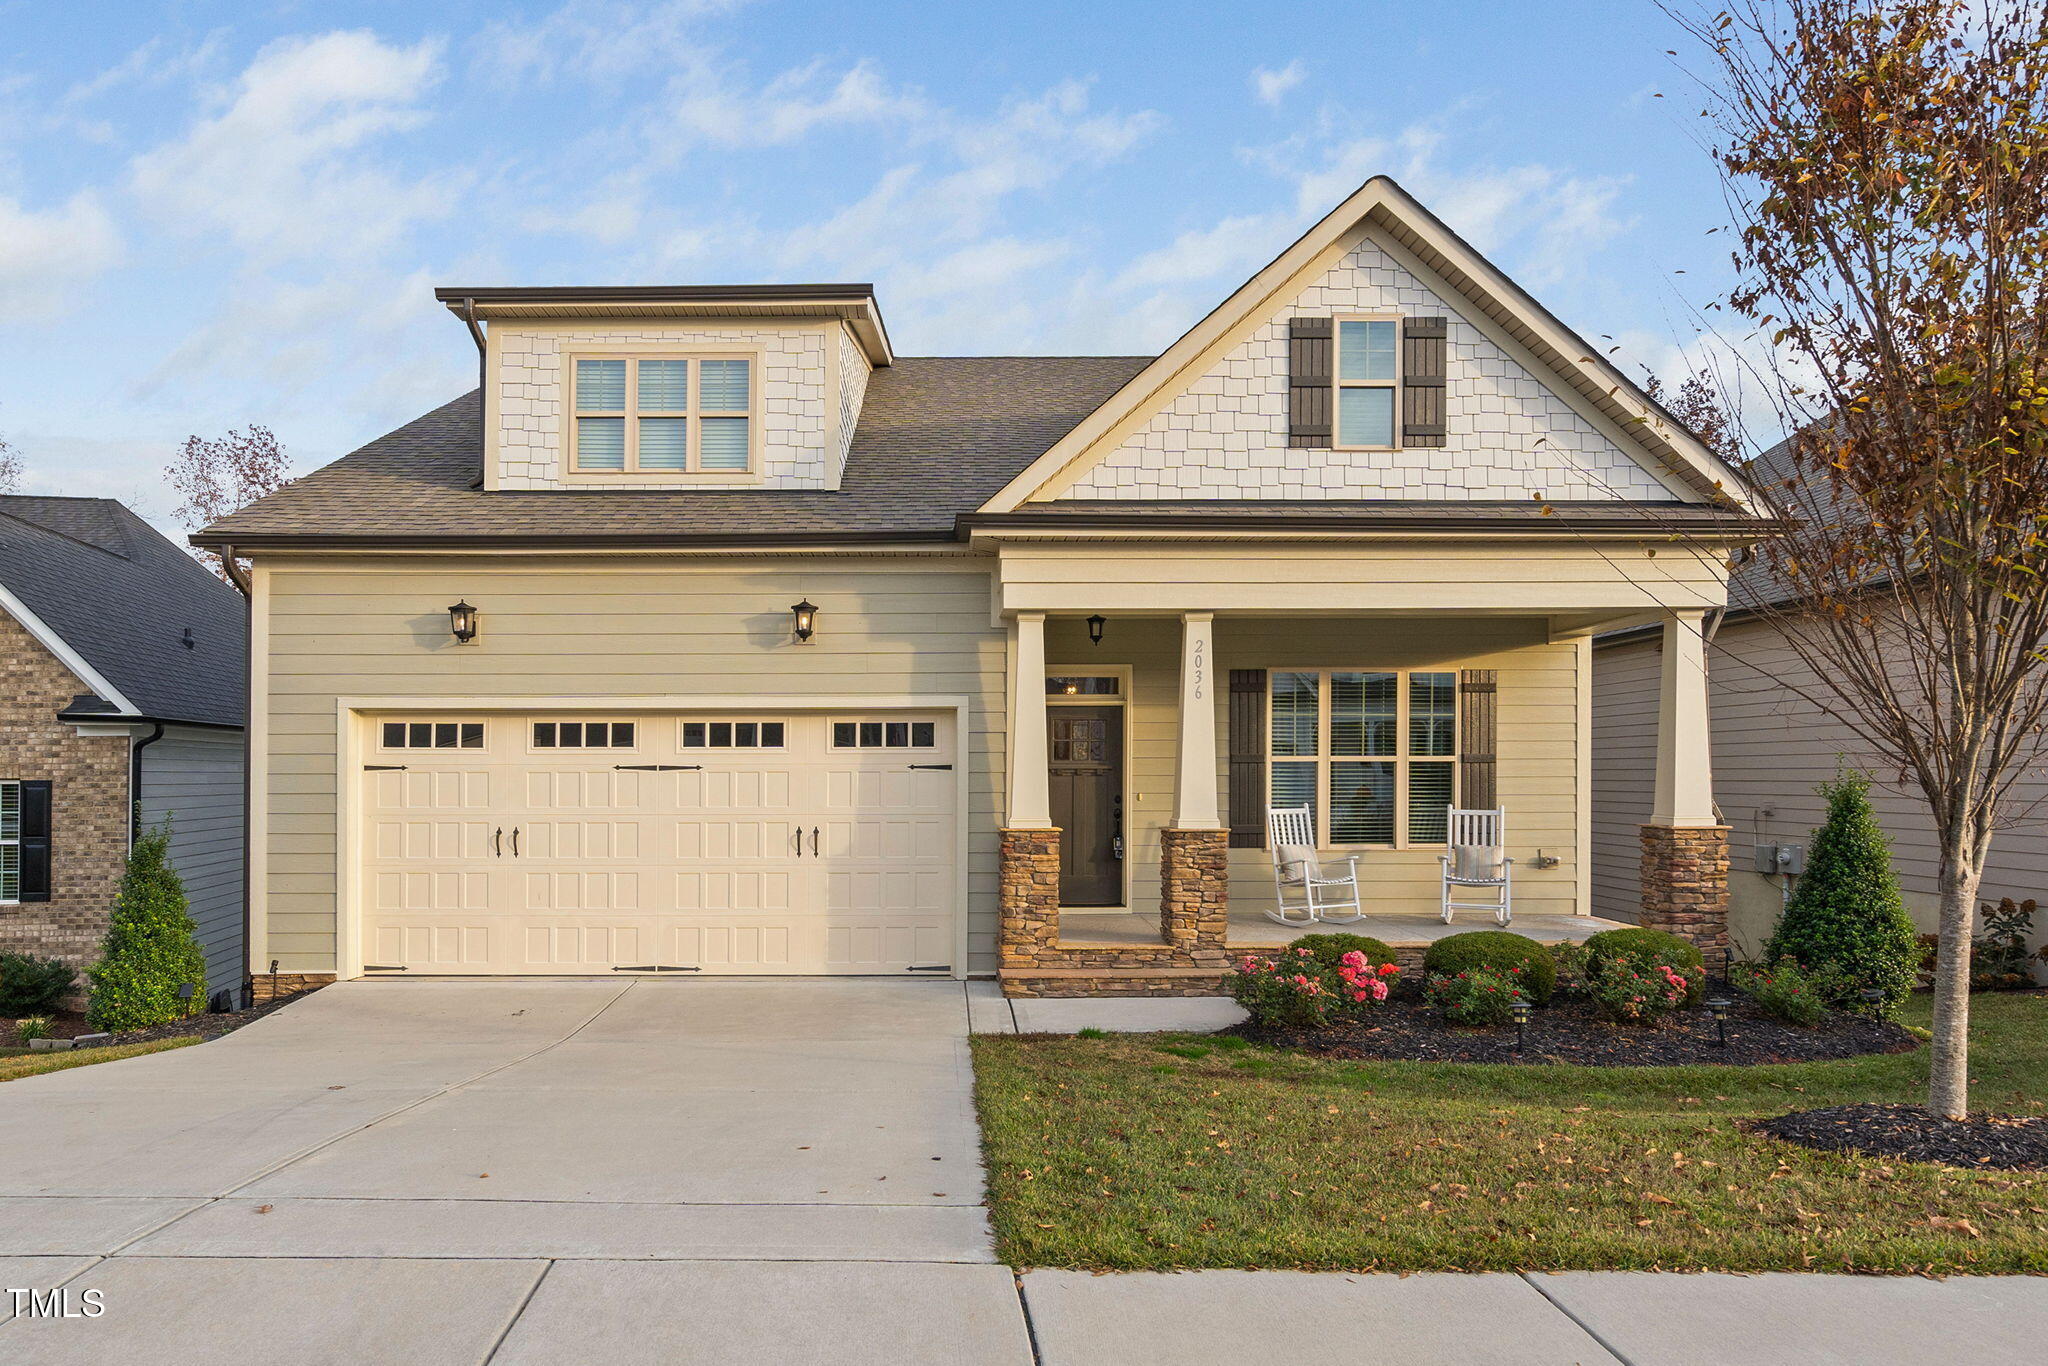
left=0, top=500, right=136, bottom=560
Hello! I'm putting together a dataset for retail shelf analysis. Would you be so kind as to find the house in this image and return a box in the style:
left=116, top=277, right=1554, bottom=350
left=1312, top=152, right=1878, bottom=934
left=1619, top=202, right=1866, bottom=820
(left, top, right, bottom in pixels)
left=0, top=496, right=247, bottom=1006
left=195, top=177, right=1773, bottom=999
left=1592, top=445, right=2048, bottom=966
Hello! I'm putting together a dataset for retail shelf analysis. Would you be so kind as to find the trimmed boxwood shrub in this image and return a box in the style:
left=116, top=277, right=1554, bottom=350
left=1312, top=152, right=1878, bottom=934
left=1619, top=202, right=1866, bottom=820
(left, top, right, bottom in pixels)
left=1288, top=933, right=1399, bottom=971
left=1583, top=927, right=1705, bottom=1004
left=1422, top=930, right=1556, bottom=1003
left=87, top=823, right=207, bottom=1032
left=1765, top=771, right=1920, bottom=1012
left=0, top=953, right=77, bottom=1016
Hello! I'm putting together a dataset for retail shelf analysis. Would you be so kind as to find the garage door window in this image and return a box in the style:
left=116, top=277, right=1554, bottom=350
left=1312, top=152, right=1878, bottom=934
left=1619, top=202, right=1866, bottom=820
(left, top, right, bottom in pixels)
left=681, top=720, right=786, bottom=749
left=831, top=720, right=937, bottom=749
left=382, top=721, right=485, bottom=749
left=533, top=721, right=637, bottom=749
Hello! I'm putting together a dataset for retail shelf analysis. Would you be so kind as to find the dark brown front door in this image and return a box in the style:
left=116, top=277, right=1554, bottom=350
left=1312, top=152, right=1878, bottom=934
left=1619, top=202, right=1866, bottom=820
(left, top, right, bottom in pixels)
left=1048, top=706, right=1123, bottom=906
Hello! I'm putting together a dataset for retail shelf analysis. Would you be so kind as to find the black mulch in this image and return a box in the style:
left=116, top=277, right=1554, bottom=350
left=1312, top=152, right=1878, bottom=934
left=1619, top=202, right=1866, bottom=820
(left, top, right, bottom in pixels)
left=1753, top=1103, right=2048, bottom=1170
left=1231, top=994, right=1920, bottom=1067
left=10, top=988, right=322, bottom=1049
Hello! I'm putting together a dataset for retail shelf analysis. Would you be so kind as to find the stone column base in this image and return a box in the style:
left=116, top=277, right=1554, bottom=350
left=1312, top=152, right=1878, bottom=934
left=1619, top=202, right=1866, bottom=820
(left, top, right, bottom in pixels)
left=1640, top=824, right=1730, bottom=957
left=250, top=972, right=336, bottom=1005
left=998, top=828, right=1062, bottom=969
left=1160, top=827, right=1229, bottom=957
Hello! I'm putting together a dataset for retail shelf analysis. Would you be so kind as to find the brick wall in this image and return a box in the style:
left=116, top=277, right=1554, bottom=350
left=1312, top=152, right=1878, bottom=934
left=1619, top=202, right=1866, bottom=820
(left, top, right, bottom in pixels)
left=0, top=610, right=130, bottom=975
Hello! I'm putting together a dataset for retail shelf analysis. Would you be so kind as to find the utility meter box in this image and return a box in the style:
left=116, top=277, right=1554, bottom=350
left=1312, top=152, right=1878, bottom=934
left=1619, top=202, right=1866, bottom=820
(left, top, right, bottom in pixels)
left=1754, top=843, right=1805, bottom=875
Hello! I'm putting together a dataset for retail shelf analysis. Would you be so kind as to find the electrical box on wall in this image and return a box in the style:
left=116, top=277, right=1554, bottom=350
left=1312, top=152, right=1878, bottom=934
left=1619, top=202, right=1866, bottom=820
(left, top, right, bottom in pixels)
left=1754, top=843, right=1805, bottom=875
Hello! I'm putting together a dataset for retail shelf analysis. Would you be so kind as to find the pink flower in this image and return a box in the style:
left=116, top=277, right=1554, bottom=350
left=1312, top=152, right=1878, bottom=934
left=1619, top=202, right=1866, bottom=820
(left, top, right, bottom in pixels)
left=1341, top=950, right=1367, bottom=969
left=1379, top=963, right=1401, bottom=977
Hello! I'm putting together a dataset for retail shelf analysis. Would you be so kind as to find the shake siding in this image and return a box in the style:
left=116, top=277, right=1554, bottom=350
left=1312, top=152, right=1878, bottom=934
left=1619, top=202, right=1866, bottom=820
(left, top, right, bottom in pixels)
left=259, top=556, right=1008, bottom=972
left=138, top=730, right=244, bottom=998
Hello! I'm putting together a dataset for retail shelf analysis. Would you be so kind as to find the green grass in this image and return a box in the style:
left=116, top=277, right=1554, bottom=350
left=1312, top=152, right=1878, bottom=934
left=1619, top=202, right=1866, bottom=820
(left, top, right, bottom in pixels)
left=0, top=1035, right=198, bottom=1082
left=972, top=993, right=2048, bottom=1274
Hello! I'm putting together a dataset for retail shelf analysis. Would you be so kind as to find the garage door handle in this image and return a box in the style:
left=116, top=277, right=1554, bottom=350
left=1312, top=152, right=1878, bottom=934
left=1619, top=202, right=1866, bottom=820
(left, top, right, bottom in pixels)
left=810, top=826, right=819, bottom=857
left=908, top=763, right=952, bottom=770
left=792, top=828, right=803, bottom=857
left=511, top=827, right=520, bottom=856
left=493, top=827, right=503, bottom=857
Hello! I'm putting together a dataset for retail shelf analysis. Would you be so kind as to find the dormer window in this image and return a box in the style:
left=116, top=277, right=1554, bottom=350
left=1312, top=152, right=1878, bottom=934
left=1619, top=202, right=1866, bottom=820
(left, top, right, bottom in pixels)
left=1333, top=316, right=1399, bottom=449
left=570, top=354, right=755, bottom=475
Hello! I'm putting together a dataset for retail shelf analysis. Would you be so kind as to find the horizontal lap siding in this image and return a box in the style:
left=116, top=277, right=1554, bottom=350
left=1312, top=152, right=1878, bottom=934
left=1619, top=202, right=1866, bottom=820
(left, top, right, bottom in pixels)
left=138, top=732, right=245, bottom=997
left=260, top=557, right=1006, bottom=973
left=1589, top=637, right=1657, bottom=923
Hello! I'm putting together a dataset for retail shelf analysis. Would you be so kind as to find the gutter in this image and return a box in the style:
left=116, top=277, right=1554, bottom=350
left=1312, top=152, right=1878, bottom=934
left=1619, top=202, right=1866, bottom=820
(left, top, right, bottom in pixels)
left=217, top=542, right=251, bottom=597
left=189, top=528, right=963, bottom=553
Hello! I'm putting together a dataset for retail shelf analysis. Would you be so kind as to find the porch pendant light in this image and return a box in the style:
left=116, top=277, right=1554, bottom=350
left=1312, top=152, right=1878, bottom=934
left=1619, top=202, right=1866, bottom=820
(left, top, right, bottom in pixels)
left=1086, top=613, right=1107, bottom=646
left=791, top=599, right=819, bottom=644
left=447, top=600, right=479, bottom=643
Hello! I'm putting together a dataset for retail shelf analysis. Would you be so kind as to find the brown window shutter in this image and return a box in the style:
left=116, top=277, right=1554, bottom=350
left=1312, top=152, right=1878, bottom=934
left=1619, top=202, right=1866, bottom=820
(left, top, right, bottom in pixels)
left=1288, top=317, right=1332, bottom=449
left=1457, top=670, right=1496, bottom=809
left=1228, top=669, right=1268, bottom=847
left=20, top=779, right=51, bottom=903
left=1402, top=316, right=1448, bottom=447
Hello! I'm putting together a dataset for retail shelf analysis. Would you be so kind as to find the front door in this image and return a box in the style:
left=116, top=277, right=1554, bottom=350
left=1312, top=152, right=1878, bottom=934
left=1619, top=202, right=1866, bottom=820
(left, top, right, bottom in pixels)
left=1047, top=707, right=1123, bottom=906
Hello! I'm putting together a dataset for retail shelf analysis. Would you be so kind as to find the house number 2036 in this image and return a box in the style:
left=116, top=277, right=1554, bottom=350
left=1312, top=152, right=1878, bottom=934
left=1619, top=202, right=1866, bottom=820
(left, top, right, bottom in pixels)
left=1190, top=636, right=1206, bottom=702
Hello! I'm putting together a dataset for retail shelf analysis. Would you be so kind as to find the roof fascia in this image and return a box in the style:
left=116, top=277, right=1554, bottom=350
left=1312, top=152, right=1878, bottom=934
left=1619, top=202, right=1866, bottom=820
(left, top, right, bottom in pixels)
left=0, top=582, right=140, bottom=714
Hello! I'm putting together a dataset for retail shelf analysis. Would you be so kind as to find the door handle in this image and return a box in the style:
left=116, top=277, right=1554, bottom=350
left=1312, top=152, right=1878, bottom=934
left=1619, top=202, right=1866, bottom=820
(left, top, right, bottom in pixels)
left=810, top=826, right=820, bottom=857
left=493, top=827, right=503, bottom=857
left=792, top=827, right=803, bottom=858
left=511, top=827, right=520, bottom=857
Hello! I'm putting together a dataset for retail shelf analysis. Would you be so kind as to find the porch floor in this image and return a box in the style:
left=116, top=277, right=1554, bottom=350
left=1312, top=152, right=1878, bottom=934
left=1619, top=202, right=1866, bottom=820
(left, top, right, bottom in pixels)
left=1057, top=908, right=1626, bottom=949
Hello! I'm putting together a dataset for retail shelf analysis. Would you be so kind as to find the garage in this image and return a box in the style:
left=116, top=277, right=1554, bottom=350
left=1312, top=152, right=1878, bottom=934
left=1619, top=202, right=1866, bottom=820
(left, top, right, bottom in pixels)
left=354, top=709, right=959, bottom=976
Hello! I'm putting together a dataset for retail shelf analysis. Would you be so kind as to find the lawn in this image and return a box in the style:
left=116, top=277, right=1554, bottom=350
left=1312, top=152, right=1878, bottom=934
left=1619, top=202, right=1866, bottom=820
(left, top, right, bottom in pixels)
left=0, top=1035, right=197, bottom=1082
left=972, top=992, right=2048, bottom=1274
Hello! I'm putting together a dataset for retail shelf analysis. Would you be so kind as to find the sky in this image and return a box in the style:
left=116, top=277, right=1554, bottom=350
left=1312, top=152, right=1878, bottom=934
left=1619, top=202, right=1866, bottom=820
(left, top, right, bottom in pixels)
left=0, top=0, right=1758, bottom=537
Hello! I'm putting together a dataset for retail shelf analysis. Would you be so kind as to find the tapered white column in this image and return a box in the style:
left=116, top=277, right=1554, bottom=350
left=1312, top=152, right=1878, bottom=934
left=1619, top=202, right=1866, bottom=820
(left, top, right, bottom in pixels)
left=1173, top=612, right=1222, bottom=829
left=1008, top=612, right=1052, bottom=828
left=1651, top=608, right=1716, bottom=826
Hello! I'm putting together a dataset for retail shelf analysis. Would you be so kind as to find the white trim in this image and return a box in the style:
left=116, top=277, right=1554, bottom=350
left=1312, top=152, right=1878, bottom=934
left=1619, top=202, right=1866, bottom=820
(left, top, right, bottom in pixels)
left=1330, top=312, right=1402, bottom=452
left=1575, top=634, right=1594, bottom=916
left=333, top=694, right=973, bottom=982
left=247, top=563, right=270, bottom=976
left=0, top=583, right=140, bottom=714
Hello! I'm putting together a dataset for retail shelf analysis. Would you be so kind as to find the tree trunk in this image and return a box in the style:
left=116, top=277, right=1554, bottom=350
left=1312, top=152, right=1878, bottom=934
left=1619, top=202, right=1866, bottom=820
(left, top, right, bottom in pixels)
left=1927, top=843, right=1982, bottom=1119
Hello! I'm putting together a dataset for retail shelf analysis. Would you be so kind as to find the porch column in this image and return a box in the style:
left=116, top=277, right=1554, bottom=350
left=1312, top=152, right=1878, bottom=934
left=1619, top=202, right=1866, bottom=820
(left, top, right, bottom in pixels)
left=1642, top=609, right=1729, bottom=955
left=1162, top=612, right=1229, bottom=957
left=999, top=613, right=1060, bottom=977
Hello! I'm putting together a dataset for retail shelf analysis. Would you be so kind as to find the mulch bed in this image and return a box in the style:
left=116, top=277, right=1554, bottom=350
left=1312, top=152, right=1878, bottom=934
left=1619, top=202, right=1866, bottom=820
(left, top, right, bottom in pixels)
left=1753, top=1103, right=2048, bottom=1170
left=6, top=987, right=322, bottom=1049
left=1232, top=993, right=1920, bottom=1067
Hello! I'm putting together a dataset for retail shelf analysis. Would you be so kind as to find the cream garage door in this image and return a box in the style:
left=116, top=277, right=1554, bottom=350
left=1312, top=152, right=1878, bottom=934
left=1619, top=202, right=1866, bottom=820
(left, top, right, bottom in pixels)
left=358, top=712, right=957, bottom=975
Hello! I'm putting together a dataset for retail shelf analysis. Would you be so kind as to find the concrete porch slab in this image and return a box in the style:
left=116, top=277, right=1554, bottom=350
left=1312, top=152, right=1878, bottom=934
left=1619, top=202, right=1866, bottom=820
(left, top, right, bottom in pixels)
left=1058, top=908, right=1623, bottom=949
left=1009, top=996, right=1246, bottom=1034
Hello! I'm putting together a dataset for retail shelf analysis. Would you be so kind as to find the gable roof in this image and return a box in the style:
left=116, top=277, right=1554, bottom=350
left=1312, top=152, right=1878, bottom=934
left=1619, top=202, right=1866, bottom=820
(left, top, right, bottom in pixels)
left=0, top=497, right=246, bottom=727
left=196, top=356, right=1153, bottom=548
left=977, top=176, right=1762, bottom=515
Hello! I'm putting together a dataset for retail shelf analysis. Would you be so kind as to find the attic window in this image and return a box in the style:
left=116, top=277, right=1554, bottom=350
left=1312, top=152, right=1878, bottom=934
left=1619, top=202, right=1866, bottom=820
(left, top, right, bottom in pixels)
left=1333, top=317, right=1399, bottom=449
left=571, top=355, right=754, bottom=474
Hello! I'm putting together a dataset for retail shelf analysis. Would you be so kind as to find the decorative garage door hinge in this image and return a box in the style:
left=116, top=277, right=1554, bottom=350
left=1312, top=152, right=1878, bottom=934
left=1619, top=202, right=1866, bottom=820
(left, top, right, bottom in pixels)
left=363, top=764, right=407, bottom=771
left=907, top=763, right=952, bottom=770
left=363, top=964, right=408, bottom=972
left=905, top=964, right=952, bottom=973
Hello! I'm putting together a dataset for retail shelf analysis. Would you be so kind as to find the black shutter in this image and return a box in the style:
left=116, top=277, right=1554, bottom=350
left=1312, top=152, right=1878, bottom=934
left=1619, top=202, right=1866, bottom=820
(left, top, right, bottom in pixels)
left=1403, top=316, right=1448, bottom=447
left=1228, top=670, right=1268, bottom=848
left=19, top=780, right=51, bottom=902
left=1457, top=671, right=1497, bottom=809
left=1287, top=317, right=1332, bottom=448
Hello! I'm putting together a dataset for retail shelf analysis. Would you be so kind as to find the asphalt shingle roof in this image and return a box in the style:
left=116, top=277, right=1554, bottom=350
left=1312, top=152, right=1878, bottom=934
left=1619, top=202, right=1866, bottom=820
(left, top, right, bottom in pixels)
left=0, top=497, right=246, bottom=727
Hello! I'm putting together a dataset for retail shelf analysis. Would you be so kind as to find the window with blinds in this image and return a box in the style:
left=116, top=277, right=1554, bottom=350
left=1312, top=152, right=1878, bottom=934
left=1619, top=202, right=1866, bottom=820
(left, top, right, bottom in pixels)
left=570, top=354, right=754, bottom=474
left=1267, top=669, right=1457, bottom=847
left=0, top=781, right=19, bottom=904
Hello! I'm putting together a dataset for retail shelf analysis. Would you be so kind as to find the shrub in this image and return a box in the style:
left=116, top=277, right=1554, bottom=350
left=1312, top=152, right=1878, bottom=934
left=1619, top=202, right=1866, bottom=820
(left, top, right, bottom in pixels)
left=1969, top=898, right=2047, bottom=990
left=16, top=1016, right=51, bottom=1042
left=1228, top=946, right=1401, bottom=1030
left=1585, top=953, right=1693, bottom=1025
left=1764, top=771, right=1920, bottom=1012
left=1290, top=933, right=1399, bottom=971
left=1584, top=927, right=1706, bottom=1005
left=1422, top=931, right=1555, bottom=1003
left=1424, top=967, right=1526, bottom=1026
left=1551, top=941, right=1593, bottom=1001
left=1732, top=960, right=1836, bottom=1028
left=87, top=824, right=206, bottom=1032
left=0, top=953, right=77, bottom=1016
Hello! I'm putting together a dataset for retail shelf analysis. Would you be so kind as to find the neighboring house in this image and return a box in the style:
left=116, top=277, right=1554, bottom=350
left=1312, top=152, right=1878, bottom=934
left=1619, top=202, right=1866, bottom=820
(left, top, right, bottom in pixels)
left=1593, top=445, right=2048, bottom=965
left=197, top=177, right=1773, bottom=1000
left=0, top=497, right=247, bottom=1005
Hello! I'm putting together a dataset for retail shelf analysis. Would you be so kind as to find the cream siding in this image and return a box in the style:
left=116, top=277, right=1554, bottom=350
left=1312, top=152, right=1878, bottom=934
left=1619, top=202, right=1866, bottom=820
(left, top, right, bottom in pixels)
left=258, top=556, right=1007, bottom=973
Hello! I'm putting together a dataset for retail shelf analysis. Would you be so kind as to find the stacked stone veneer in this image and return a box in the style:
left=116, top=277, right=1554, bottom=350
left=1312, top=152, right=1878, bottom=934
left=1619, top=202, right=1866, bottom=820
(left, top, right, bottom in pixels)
left=493, top=325, right=853, bottom=490
left=1060, top=235, right=1671, bottom=502
left=250, top=972, right=335, bottom=1005
left=1640, top=824, right=1731, bottom=955
left=1000, top=826, right=1234, bottom=998
left=0, top=610, right=130, bottom=983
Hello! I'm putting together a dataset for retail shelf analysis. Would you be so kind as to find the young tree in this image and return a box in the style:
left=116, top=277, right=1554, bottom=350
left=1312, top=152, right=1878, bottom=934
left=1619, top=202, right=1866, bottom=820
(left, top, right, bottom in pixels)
left=0, top=432, right=20, bottom=494
left=1765, top=772, right=1921, bottom=1010
left=167, top=425, right=292, bottom=579
left=87, top=823, right=207, bottom=1031
left=1673, top=0, right=2048, bottom=1115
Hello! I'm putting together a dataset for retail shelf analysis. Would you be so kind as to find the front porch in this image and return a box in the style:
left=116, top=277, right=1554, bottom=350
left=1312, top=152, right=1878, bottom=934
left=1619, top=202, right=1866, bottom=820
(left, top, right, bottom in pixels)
left=1058, top=907, right=1624, bottom=951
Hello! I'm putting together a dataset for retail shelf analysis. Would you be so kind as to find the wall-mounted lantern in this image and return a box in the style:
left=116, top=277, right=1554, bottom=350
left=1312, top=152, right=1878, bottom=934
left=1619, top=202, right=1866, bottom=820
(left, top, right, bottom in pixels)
left=448, top=600, right=480, bottom=644
left=791, top=599, right=819, bottom=644
left=1086, top=613, right=1107, bottom=646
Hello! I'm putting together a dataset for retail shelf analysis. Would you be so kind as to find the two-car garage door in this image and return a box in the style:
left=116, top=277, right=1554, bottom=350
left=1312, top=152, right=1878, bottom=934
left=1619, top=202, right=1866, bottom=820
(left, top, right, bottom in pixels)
left=357, top=711, right=956, bottom=975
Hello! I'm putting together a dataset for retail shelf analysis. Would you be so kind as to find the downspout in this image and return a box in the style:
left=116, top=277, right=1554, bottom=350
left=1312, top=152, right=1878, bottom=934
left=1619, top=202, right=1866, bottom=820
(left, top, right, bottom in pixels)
left=460, top=297, right=486, bottom=440
left=130, top=721, right=165, bottom=846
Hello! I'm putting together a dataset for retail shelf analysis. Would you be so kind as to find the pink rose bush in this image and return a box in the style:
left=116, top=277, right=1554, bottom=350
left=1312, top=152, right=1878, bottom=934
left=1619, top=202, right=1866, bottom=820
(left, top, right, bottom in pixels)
left=1228, top=945, right=1403, bottom=1029
left=1586, top=953, right=1692, bottom=1025
left=1424, top=966, right=1527, bottom=1026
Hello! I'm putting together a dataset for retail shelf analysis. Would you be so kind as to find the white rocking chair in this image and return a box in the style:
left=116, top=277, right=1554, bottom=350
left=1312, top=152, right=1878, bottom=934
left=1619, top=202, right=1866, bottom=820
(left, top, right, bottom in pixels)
left=1440, top=807, right=1513, bottom=925
left=1265, top=805, right=1364, bottom=926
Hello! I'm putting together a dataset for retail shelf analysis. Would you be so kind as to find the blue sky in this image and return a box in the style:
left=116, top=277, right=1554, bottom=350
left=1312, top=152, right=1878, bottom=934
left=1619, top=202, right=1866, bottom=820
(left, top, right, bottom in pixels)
left=0, top=0, right=1749, bottom=534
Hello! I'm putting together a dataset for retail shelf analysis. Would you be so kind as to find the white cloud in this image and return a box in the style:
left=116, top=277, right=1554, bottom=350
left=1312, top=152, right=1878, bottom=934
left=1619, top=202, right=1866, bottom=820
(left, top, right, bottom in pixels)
left=0, top=191, right=121, bottom=320
left=1251, top=61, right=1305, bottom=108
left=129, top=30, right=454, bottom=266
left=473, top=0, right=746, bottom=84
left=660, top=58, right=928, bottom=147
left=1113, top=214, right=1282, bottom=293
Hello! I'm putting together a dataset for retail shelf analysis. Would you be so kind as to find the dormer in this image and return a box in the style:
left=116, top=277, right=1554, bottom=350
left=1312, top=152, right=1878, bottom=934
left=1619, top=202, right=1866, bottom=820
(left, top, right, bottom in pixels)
left=436, top=285, right=893, bottom=492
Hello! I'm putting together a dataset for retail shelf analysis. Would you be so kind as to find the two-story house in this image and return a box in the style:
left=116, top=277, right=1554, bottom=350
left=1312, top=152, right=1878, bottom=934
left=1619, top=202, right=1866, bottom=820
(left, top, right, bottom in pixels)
left=197, top=177, right=1772, bottom=1000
